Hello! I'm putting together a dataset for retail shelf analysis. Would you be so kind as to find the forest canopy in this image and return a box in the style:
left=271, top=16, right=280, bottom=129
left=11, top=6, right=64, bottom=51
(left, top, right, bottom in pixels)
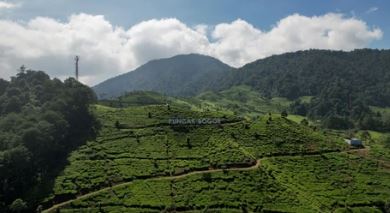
left=0, top=70, right=99, bottom=212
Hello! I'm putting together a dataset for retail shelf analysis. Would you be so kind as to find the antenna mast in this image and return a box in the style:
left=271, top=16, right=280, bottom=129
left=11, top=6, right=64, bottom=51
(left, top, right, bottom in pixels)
left=75, top=55, right=80, bottom=81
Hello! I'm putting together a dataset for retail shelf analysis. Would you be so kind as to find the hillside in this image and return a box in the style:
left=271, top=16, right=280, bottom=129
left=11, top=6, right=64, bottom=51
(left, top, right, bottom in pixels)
left=38, top=92, right=390, bottom=212
left=93, top=49, right=390, bottom=130
left=216, top=49, right=390, bottom=128
left=196, top=85, right=292, bottom=117
left=219, top=49, right=390, bottom=103
left=0, top=71, right=99, bottom=212
left=93, top=54, right=232, bottom=98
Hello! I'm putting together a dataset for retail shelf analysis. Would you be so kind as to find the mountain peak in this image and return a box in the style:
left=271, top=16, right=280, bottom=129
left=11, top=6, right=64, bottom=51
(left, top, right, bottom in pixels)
left=93, top=54, right=232, bottom=99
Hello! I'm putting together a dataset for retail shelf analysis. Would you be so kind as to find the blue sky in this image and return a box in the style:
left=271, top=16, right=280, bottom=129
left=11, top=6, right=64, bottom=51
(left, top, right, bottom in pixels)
left=3, top=0, right=388, bottom=47
left=0, top=0, right=388, bottom=85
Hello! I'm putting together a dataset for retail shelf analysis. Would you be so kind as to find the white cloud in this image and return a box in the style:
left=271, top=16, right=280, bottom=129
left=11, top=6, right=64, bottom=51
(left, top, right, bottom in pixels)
left=366, top=7, right=379, bottom=14
left=0, top=1, right=20, bottom=9
left=210, top=13, right=382, bottom=67
left=0, top=13, right=383, bottom=85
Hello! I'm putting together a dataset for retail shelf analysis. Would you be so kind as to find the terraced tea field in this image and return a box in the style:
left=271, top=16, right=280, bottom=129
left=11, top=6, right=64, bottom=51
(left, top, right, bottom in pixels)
left=41, top=102, right=390, bottom=212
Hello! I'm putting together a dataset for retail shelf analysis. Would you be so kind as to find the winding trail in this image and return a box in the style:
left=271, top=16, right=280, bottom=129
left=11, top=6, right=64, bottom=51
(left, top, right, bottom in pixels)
left=43, top=147, right=371, bottom=213
left=42, top=160, right=261, bottom=213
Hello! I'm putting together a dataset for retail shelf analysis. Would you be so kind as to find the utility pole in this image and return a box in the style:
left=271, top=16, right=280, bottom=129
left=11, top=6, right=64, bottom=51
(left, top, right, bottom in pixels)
left=75, top=55, right=80, bottom=81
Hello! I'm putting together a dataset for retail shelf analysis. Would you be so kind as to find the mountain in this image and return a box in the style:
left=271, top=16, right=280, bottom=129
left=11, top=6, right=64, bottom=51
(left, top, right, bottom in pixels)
left=93, top=54, right=233, bottom=98
left=213, top=49, right=390, bottom=129
left=94, top=49, right=390, bottom=129
left=219, top=49, right=390, bottom=106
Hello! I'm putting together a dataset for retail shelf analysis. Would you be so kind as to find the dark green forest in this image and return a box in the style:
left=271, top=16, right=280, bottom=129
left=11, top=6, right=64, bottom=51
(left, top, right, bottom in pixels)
left=0, top=70, right=99, bottom=212
left=93, top=54, right=232, bottom=98
left=216, top=49, right=390, bottom=130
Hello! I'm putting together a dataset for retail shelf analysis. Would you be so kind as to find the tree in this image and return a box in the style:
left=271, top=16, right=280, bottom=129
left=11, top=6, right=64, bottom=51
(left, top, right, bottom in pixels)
left=323, top=116, right=354, bottom=130
left=0, top=79, right=9, bottom=96
left=281, top=110, right=288, bottom=118
left=202, top=173, right=212, bottom=182
left=300, top=119, right=309, bottom=126
left=360, top=131, right=372, bottom=145
left=0, top=71, right=99, bottom=209
left=9, top=198, right=27, bottom=213
left=2, top=96, right=22, bottom=114
left=383, top=135, right=390, bottom=149
left=115, top=121, right=120, bottom=129
left=186, top=137, right=192, bottom=149
left=289, top=100, right=307, bottom=116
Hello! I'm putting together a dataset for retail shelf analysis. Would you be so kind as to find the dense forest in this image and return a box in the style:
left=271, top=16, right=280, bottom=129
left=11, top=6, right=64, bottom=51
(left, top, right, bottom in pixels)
left=214, top=49, right=390, bottom=130
left=93, top=54, right=232, bottom=98
left=0, top=70, right=99, bottom=212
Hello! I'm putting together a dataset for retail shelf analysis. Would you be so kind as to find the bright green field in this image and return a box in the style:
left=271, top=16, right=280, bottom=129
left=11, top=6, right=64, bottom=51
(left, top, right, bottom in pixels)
left=195, top=85, right=292, bottom=117
left=42, top=92, right=390, bottom=212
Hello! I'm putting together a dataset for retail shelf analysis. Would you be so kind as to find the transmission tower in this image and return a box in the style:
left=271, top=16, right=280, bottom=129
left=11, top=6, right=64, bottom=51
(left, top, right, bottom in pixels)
left=75, top=55, right=80, bottom=81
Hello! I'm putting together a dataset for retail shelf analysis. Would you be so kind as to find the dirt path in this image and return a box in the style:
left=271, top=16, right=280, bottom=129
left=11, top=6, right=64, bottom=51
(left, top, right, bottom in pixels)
left=42, top=160, right=261, bottom=213
left=43, top=147, right=371, bottom=213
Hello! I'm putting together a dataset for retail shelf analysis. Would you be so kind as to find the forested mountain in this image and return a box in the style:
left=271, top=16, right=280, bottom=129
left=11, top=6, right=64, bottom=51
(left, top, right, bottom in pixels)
left=93, top=49, right=390, bottom=130
left=93, top=54, right=232, bottom=98
left=220, top=49, right=390, bottom=105
left=218, top=49, right=390, bottom=129
left=0, top=71, right=99, bottom=212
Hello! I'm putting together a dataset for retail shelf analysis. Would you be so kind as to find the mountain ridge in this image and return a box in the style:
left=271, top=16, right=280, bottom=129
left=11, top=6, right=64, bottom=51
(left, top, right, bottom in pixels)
left=93, top=53, right=233, bottom=98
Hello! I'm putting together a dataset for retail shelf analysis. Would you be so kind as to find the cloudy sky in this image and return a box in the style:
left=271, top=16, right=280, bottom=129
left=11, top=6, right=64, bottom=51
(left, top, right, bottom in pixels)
left=0, top=0, right=389, bottom=85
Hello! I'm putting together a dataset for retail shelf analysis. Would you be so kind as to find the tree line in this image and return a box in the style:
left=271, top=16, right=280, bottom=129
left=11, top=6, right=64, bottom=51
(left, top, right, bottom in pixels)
left=0, top=70, right=99, bottom=212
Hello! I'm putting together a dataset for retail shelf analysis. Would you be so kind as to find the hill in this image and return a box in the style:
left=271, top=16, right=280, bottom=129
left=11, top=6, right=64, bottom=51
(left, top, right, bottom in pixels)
left=196, top=85, right=292, bottom=117
left=94, top=49, right=390, bottom=130
left=40, top=92, right=390, bottom=212
left=219, top=49, right=390, bottom=104
left=0, top=71, right=99, bottom=212
left=214, top=49, right=390, bottom=130
left=93, top=54, right=232, bottom=98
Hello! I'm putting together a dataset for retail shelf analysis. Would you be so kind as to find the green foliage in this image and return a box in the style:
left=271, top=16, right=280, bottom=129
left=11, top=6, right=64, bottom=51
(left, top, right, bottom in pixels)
left=264, top=153, right=390, bottom=211
left=40, top=91, right=390, bottom=213
left=93, top=54, right=231, bottom=98
left=281, top=110, right=288, bottom=118
left=59, top=168, right=307, bottom=212
left=221, top=49, right=390, bottom=106
left=46, top=98, right=346, bottom=209
left=0, top=71, right=99, bottom=211
left=196, top=85, right=291, bottom=117
left=383, top=135, right=390, bottom=149
left=95, top=50, right=390, bottom=132
left=214, top=49, right=390, bottom=131
left=300, top=119, right=309, bottom=126
left=55, top=152, right=390, bottom=212
left=99, top=91, right=168, bottom=107
left=322, top=116, right=354, bottom=130
left=9, top=199, right=27, bottom=213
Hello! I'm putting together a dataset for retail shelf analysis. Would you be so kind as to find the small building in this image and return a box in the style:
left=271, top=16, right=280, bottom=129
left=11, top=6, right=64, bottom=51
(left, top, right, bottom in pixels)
left=345, top=138, right=363, bottom=147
